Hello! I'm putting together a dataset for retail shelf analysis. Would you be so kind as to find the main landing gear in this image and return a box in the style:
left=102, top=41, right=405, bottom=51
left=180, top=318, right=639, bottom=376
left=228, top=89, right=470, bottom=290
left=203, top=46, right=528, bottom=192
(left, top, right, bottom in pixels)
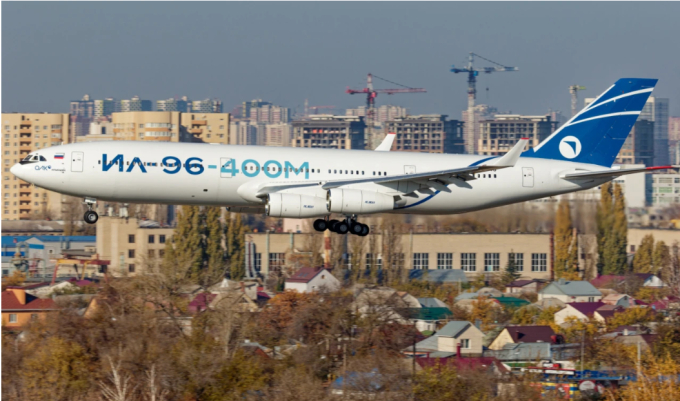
left=83, top=198, right=98, bottom=224
left=313, top=216, right=369, bottom=236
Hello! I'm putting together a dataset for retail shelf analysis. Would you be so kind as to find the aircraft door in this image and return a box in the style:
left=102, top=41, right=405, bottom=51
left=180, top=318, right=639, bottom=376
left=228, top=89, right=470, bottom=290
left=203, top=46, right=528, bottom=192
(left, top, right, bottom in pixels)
left=71, top=152, right=84, bottom=172
left=220, top=158, right=235, bottom=178
left=522, top=167, right=534, bottom=187
left=404, top=165, right=416, bottom=175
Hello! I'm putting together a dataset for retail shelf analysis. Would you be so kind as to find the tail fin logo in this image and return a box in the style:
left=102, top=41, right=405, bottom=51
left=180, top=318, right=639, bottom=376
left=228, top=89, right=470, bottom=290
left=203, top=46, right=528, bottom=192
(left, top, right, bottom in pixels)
left=559, top=136, right=582, bottom=159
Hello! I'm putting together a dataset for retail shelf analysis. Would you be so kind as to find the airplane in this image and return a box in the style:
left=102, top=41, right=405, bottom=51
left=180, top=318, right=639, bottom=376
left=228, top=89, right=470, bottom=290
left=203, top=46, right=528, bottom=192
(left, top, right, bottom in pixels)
left=11, top=78, right=677, bottom=236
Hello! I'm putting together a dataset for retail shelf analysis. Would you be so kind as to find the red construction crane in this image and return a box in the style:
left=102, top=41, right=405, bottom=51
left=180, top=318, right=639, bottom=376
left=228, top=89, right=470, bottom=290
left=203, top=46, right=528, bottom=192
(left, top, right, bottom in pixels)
left=346, top=73, right=426, bottom=147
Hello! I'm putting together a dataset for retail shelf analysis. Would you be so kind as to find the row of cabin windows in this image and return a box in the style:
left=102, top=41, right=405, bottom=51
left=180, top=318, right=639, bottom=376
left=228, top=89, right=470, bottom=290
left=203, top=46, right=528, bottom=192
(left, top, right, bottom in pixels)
left=128, top=234, right=166, bottom=244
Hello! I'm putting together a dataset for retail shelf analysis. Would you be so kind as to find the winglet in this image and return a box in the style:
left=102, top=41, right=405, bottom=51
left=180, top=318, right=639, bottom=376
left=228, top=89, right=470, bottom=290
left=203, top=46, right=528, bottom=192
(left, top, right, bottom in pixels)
left=487, top=138, right=529, bottom=167
left=375, top=132, right=396, bottom=151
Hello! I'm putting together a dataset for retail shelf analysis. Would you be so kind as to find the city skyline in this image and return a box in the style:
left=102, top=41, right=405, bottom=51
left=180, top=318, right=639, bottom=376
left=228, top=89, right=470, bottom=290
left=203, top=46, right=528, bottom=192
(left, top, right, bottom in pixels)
left=2, top=2, right=680, bottom=118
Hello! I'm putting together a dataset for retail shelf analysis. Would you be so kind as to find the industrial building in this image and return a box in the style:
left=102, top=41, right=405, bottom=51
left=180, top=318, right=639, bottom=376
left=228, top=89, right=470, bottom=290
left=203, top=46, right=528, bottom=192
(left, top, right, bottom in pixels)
left=385, top=115, right=464, bottom=154
left=2, top=113, right=70, bottom=220
left=477, top=114, right=557, bottom=156
left=292, top=115, right=365, bottom=150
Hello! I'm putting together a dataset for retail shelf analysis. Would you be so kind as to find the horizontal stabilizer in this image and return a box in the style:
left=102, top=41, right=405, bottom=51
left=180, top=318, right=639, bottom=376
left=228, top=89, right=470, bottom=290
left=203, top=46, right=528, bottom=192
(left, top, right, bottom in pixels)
left=375, top=132, right=396, bottom=151
left=562, top=165, right=678, bottom=180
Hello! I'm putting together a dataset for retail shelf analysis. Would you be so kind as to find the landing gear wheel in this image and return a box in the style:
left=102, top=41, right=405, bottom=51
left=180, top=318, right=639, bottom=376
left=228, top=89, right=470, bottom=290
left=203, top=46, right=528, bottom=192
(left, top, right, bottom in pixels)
left=84, top=210, right=99, bottom=224
left=328, top=219, right=340, bottom=232
left=359, top=224, right=369, bottom=236
left=349, top=221, right=363, bottom=235
left=335, top=221, right=349, bottom=234
left=313, top=219, right=328, bottom=232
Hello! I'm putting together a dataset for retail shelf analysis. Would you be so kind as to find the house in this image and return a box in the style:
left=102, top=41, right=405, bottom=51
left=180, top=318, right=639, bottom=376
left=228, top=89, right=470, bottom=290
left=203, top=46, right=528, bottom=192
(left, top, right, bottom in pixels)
left=554, top=302, right=606, bottom=325
left=590, top=274, right=665, bottom=289
left=484, top=342, right=579, bottom=370
left=455, top=287, right=503, bottom=302
left=2, top=287, right=59, bottom=328
left=505, top=279, right=542, bottom=294
left=593, top=305, right=625, bottom=323
left=488, top=325, right=557, bottom=350
left=415, top=356, right=510, bottom=376
left=396, top=307, right=453, bottom=333
left=491, top=296, right=531, bottom=309
left=403, top=321, right=485, bottom=357
left=408, top=269, right=468, bottom=284
left=602, top=294, right=633, bottom=308
left=538, top=279, right=602, bottom=303
left=209, top=279, right=258, bottom=300
left=417, top=297, right=449, bottom=308
left=330, top=370, right=408, bottom=398
left=613, top=334, right=659, bottom=351
left=285, top=267, right=340, bottom=293
left=397, top=292, right=422, bottom=308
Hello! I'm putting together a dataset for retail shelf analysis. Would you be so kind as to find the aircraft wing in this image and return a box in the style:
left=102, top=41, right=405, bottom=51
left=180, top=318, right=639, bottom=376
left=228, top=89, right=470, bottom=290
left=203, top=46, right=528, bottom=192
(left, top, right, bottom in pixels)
left=561, top=165, right=678, bottom=180
left=374, top=132, right=396, bottom=151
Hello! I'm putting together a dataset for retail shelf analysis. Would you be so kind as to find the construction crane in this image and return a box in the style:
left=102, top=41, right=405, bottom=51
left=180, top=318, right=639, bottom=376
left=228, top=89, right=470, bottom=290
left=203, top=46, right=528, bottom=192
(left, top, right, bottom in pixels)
left=303, top=100, right=337, bottom=117
left=451, top=53, right=518, bottom=153
left=346, top=73, right=426, bottom=148
left=569, top=85, right=586, bottom=117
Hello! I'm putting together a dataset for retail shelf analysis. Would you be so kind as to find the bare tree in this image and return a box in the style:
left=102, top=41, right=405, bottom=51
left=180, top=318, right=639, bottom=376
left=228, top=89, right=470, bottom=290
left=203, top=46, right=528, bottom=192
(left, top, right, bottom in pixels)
left=99, top=355, right=136, bottom=401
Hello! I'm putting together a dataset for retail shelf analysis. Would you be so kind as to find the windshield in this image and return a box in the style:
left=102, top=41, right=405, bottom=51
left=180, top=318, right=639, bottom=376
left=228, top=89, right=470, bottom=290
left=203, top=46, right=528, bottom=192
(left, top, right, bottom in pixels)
left=19, top=154, right=46, bottom=165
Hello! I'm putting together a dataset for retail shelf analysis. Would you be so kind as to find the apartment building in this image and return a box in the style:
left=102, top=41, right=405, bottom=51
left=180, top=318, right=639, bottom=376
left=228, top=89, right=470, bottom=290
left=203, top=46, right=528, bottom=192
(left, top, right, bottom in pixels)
left=615, top=120, right=654, bottom=166
left=70, top=95, right=95, bottom=140
left=478, top=114, right=557, bottom=156
left=229, top=120, right=259, bottom=146
left=263, top=123, right=293, bottom=147
left=346, top=105, right=408, bottom=125
left=2, top=113, right=70, bottom=220
left=462, top=104, right=498, bottom=154
left=385, top=114, right=464, bottom=154
left=120, top=96, right=153, bottom=112
left=110, top=111, right=182, bottom=142
left=179, top=112, right=230, bottom=144
left=650, top=173, right=680, bottom=206
left=156, top=97, right=190, bottom=112
left=96, top=216, right=174, bottom=276
left=292, top=115, right=365, bottom=150
left=94, top=98, right=119, bottom=118
left=192, top=98, right=222, bottom=113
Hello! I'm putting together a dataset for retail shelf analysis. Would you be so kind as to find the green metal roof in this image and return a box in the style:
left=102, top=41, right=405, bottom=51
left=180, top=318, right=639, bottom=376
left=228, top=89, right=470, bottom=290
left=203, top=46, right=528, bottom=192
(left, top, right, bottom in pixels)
left=492, top=296, right=531, bottom=308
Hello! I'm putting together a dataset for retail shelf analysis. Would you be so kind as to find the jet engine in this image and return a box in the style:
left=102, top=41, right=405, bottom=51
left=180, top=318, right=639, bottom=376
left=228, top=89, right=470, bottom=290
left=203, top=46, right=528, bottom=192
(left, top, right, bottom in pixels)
left=265, top=193, right=329, bottom=218
left=326, top=189, right=395, bottom=214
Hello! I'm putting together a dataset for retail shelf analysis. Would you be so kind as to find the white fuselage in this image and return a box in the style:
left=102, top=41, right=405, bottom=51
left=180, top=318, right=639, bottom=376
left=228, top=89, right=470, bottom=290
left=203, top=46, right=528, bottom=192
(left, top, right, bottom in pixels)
left=11, top=141, right=611, bottom=215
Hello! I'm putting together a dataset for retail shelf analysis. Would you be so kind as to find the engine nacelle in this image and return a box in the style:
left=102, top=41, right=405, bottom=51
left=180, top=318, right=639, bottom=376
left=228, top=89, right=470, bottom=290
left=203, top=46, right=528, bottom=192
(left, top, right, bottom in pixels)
left=327, top=189, right=395, bottom=214
left=266, top=193, right=329, bottom=218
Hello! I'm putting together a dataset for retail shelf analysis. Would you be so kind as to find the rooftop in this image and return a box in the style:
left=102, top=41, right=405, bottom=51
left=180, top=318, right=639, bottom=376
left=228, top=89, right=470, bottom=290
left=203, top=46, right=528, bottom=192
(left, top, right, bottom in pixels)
left=286, top=267, right=325, bottom=283
left=503, top=325, right=556, bottom=344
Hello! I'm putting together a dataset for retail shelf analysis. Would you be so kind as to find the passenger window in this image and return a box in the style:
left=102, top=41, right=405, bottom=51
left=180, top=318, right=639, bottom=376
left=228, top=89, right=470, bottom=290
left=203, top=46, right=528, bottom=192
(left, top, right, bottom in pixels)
left=378, top=172, right=381, bottom=176
left=362, top=171, right=365, bottom=175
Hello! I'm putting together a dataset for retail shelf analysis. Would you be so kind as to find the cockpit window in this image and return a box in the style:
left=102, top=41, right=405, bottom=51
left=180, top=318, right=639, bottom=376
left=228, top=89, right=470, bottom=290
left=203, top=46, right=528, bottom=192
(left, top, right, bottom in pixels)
left=19, top=154, right=46, bottom=165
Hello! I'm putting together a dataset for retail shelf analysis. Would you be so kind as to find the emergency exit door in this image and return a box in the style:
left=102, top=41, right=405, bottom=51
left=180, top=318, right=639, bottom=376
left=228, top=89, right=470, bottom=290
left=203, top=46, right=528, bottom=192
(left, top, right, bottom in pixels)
left=522, top=167, right=534, bottom=187
left=71, top=152, right=84, bottom=172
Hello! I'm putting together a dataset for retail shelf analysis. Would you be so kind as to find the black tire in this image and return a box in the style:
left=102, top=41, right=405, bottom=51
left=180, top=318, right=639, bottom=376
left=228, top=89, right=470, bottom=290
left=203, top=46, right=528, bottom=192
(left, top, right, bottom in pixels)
left=336, top=221, right=349, bottom=234
left=359, top=224, right=369, bottom=236
left=313, top=219, right=328, bottom=232
left=84, top=211, right=99, bottom=224
left=350, top=221, right=363, bottom=235
left=328, top=219, right=340, bottom=232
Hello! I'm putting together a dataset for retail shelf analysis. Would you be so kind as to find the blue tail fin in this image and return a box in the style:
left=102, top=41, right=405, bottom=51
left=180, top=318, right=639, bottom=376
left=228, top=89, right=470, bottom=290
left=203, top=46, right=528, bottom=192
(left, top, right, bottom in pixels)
left=524, top=78, right=657, bottom=167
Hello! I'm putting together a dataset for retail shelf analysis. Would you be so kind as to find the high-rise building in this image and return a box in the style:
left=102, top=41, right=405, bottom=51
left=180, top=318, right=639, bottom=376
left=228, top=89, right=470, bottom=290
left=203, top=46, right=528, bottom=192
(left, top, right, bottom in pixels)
left=105, top=111, right=229, bottom=144
left=650, top=173, right=680, bottom=206
left=385, top=115, right=464, bottom=154
left=229, top=120, right=259, bottom=146
left=462, top=104, right=498, bottom=154
left=156, top=97, right=190, bottom=112
left=2, top=113, right=70, bottom=220
left=586, top=96, right=669, bottom=166
left=121, top=96, right=153, bottom=112
left=292, top=115, right=365, bottom=150
left=615, top=120, right=654, bottom=166
left=242, top=99, right=270, bottom=120
left=191, top=98, right=222, bottom=113
left=263, top=123, right=293, bottom=147
left=69, top=95, right=95, bottom=140
left=94, top=98, right=119, bottom=118
left=180, top=112, right=230, bottom=144
left=243, top=101, right=290, bottom=124
left=477, top=114, right=557, bottom=156
left=346, top=105, right=408, bottom=126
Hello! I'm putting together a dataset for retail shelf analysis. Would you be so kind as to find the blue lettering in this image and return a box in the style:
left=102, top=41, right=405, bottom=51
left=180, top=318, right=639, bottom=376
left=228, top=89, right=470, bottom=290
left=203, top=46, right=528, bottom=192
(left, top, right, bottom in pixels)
left=284, top=161, right=309, bottom=179
left=162, top=156, right=181, bottom=174
left=185, top=157, right=204, bottom=175
left=242, top=159, right=260, bottom=178
left=103, top=154, right=124, bottom=172
left=263, top=160, right=282, bottom=178
left=126, top=157, right=147, bottom=173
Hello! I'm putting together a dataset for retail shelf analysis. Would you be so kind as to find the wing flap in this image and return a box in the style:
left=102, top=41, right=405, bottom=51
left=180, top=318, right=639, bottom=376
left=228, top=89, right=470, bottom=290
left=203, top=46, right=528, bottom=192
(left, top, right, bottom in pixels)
left=562, top=165, right=678, bottom=180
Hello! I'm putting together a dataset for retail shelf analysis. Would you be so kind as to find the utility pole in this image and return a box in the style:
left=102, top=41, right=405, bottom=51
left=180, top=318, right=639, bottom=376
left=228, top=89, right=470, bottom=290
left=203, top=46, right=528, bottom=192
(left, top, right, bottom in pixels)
left=581, top=329, right=585, bottom=378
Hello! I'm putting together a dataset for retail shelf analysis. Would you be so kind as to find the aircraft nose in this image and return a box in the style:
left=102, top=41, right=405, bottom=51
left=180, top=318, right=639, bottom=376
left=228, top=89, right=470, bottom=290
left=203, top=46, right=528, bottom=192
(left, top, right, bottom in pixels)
left=10, top=163, right=23, bottom=180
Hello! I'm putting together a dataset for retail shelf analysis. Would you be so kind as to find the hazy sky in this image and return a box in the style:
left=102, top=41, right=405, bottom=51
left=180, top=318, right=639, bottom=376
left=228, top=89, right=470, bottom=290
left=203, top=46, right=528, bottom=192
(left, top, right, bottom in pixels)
left=3, top=2, right=680, bottom=117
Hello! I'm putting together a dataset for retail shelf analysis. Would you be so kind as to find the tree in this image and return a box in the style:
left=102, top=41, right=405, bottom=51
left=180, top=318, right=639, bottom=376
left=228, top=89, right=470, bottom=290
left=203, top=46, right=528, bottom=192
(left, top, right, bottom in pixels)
left=503, top=251, right=522, bottom=283
left=225, top=213, right=246, bottom=280
left=597, top=182, right=628, bottom=275
left=554, top=200, right=579, bottom=280
left=633, top=234, right=655, bottom=273
left=596, top=182, right=613, bottom=274
left=654, top=240, right=671, bottom=275
left=201, top=206, right=225, bottom=286
left=164, top=205, right=204, bottom=279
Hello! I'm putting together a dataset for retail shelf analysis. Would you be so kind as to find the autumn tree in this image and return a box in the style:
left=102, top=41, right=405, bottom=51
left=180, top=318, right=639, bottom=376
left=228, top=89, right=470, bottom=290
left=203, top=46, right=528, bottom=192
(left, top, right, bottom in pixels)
left=633, top=234, right=655, bottom=273
left=554, top=200, right=579, bottom=280
left=164, top=205, right=204, bottom=279
left=226, top=213, right=247, bottom=280
left=597, top=182, right=628, bottom=274
left=654, top=240, right=671, bottom=275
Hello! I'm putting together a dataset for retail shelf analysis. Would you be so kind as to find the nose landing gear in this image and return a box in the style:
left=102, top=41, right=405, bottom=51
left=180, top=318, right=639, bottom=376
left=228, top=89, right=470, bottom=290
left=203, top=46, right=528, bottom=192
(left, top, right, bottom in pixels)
left=313, top=216, right=369, bottom=236
left=83, top=198, right=98, bottom=224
